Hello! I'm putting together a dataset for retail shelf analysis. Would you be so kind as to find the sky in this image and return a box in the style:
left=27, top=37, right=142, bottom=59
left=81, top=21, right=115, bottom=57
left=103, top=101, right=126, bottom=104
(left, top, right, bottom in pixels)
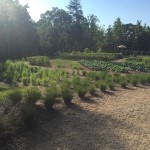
left=19, top=0, right=150, bottom=28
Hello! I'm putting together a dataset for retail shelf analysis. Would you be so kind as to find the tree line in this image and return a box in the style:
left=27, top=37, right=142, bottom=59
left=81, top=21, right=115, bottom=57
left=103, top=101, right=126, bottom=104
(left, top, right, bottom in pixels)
left=0, top=0, right=150, bottom=61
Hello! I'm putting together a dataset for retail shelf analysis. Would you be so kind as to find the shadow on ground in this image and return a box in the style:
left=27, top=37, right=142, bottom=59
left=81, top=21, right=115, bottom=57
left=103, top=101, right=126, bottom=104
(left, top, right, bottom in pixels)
left=3, top=102, right=134, bottom=150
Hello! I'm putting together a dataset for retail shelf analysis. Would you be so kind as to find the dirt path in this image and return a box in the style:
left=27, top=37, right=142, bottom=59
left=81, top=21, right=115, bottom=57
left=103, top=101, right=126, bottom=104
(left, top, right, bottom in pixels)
left=4, top=86, right=150, bottom=150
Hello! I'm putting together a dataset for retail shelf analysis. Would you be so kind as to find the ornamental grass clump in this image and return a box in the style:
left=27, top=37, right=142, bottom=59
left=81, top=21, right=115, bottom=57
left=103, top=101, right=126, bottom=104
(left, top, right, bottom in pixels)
left=120, top=80, right=127, bottom=88
left=8, top=90, right=22, bottom=105
left=131, top=78, right=138, bottom=86
left=24, top=87, right=41, bottom=105
left=0, top=116, right=11, bottom=134
left=140, top=77, right=146, bottom=85
left=76, top=87, right=87, bottom=98
left=108, top=82, right=115, bottom=91
left=89, top=85, right=96, bottom=95
left=72, top=77, right=90, bottom=98
left=61, top=82, right=73, bottom=105
left=43, top=86, right=59, bottom=109
left=146, top=75, right=150, bottom=84
left=99, top=82, right=107, bottom=92
left=82, top=70, right=87, bottom=76
left=87, top=71, right=99, bottom=80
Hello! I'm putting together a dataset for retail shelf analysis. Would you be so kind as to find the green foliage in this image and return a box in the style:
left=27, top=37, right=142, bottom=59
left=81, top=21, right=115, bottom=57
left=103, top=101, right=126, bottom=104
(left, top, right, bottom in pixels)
left=7, top=90, right=22, bottom=105
left=108, top=82, right=115, bottom=91
left=22, top=78, right=30, bottom=86
left=140, top=77, right=146, bottom=85
left=54, top=59, right=66, bottom=68
left=99, top=83, right=107, bottom=92
left=28, top=56, right=50, bottom=66
left=76, top=87, right=87, bottom=98
left=0, top=116, right=11, bottom=133
left=132, top=78, right=138, bottom=86
left=116, top=61, right=150, bottom=73
left=87, top=71, right=99, bottom=80
left=82, top=70, right=87, bottom=76
left=84, top=48, right=90, bottom=53
left=61, top=53, right=116, bottom=61
left=146, top=75, right=150, bottom=84
left=120, top=81, right=127, bottom=88
left=61, top=82, right=73, bottom=105
left=0, top=0, right=39, bottom=61
left=72, top=77, right=90, bottom=98
left=44, top=86, right=59, bottom=109
left=89, top=85, right=96, bottom=95
left=80, top=60, right=128, bottom=73
left=24, top=88, right=41, bottom=105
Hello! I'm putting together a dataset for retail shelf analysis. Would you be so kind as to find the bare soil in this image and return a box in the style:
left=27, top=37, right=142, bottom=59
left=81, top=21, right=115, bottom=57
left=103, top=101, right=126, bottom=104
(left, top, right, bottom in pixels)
left=3, top=85, right=150, bottom=150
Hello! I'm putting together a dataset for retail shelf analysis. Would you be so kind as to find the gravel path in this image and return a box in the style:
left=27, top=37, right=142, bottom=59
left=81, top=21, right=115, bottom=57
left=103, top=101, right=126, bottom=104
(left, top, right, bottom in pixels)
left=3, top=86, right=150, bottom=150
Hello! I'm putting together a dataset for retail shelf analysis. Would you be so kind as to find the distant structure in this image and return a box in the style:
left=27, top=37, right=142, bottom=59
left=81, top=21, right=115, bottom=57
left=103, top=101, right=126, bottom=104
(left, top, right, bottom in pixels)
left=117, top=45, right=129, bottom=55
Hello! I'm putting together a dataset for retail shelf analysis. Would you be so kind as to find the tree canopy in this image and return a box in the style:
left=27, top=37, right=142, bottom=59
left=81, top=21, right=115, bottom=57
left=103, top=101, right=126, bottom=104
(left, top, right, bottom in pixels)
left=0, top=0, right=150, bottom=61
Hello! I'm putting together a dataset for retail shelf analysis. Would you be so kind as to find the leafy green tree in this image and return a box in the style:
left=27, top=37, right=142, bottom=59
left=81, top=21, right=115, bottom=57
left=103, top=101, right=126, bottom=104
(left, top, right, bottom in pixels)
left=113, top=17, right=124, bottom=46
left=0, top=0, right=39, bottom=61
left=37, top=7, right=72, bottom=55
left=67, top=0, right=84, bottom=50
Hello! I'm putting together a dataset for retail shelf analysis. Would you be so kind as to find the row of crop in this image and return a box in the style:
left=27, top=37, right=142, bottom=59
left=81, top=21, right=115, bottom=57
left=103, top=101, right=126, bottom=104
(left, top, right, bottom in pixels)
left=115, top=61, right=150, bottom=73
left=80, top=60, right=128, bottom=73
left=0, top=60, right=68, bottom=86
left=80, top=60, right=150, bottom=73
left=59, top=53, right=121, bottom=61
left=27, top=56, right=50, bottom=66
left=1, top=71, right=150, bottom=133
left=126, top=56, right=150, bottom=66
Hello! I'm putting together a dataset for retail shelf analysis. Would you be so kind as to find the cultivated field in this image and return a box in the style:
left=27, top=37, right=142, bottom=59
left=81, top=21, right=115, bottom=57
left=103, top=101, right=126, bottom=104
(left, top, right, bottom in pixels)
left=0, top=55, right=150, bottom=150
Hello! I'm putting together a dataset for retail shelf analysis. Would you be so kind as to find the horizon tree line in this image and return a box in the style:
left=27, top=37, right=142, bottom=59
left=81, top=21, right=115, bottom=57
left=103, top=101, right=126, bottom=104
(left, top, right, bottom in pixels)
left=0, top=0, right=150, bottom=61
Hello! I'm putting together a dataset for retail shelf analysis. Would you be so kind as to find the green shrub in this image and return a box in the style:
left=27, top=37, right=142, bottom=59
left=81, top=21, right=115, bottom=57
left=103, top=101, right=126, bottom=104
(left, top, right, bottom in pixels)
left=28, top=56, right=50, bottom=66
left=99, top=83, right=107, bottom=92
left=140, top=77, right=146, bottom=85
left=61, top=81, right=73, bottom=105
left=24, top=87, right=41, bottom=105
left=76, top=87, right=87, bottom=98
left=89, top=85, right=96, bottom=95
left=72, top=76, right=80, bottom=89
left=108, top=82, right=115, bottom=90
left=8, top=90, right=22, bottom=105
left=146, top=76, right=150, bottom=84
left=72, top=70, right=76, bottom=76
left=43, top=87, right=58, bottom=109
left=23, top=78, right=29, bottom=86
left=113, top=76, right=121, bottom=83
left=0, top=116, right=11, bottom=133
left=82, top=70, right=87, bottom=76
left=72, top=77, right=89, bottom=98
left=120, top=81, right=127, bottom=88
left=87, top=71, right=100, bottom=80
left=131, top=79, right=138, bottom=86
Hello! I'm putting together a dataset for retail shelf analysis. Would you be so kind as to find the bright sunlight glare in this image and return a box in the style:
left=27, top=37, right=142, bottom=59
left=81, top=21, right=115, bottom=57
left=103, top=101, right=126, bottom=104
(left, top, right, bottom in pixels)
left=19, top=0, right=53, bottom=21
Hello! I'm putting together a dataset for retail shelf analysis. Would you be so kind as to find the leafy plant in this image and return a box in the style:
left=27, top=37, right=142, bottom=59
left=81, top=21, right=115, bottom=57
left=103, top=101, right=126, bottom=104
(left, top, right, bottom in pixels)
left=0, top=116, right=11, bottom=133
left=99, top=83, right=107, bottom=92
left=89, top=85, right=96, bottom=95
left=131, top=78, right=138, bottom=86
left=108, top=82, right=115, bottom=90
left=43, top=87, right=59, bottom=109
left=120, top=81, right=127, bottom=88
left=24, top=87, right=41, bottom=105
left=61, top=83, right=73, bottom=105
left=8, top=90, right=22, bottom=105
left=28, top=56, right=50, bottom=66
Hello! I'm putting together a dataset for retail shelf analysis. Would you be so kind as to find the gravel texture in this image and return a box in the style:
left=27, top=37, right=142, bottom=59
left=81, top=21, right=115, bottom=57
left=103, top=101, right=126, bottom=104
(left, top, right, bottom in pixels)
left=2, top=85, right=150, bottom=150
